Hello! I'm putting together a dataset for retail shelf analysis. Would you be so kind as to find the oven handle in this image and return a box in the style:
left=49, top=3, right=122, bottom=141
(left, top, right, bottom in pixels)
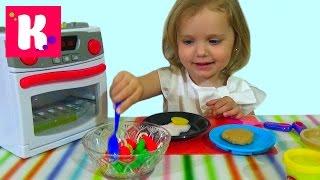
left=20, top=63, right=106, bottom=89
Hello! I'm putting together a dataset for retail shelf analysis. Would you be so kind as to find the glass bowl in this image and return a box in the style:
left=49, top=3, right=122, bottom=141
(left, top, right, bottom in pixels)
left=82, top=120, right=171, bottom=179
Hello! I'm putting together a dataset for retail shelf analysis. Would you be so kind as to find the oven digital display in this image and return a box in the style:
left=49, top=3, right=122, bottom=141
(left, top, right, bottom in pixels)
left=61, top=36, right=78, bottom=51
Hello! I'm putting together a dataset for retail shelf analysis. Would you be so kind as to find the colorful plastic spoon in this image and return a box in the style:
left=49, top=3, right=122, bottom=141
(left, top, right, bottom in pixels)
left=107, top=102, right=121, bottom=160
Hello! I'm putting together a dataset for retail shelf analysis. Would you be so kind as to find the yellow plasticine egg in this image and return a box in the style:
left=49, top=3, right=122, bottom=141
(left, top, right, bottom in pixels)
left=171, top=117, right=189, bottom=125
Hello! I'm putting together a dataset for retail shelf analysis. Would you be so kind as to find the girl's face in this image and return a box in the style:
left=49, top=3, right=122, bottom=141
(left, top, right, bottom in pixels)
left=177, top=7, right=235, bottom=86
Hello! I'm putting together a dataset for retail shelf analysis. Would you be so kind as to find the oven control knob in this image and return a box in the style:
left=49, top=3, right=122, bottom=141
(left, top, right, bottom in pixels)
left=20, top=57, right=38, bottom=66
left=87, top=39, right=101, bottom=55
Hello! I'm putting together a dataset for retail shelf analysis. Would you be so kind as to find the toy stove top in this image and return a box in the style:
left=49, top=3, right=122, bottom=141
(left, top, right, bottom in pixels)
left=1, top=22, right=104, bottom=73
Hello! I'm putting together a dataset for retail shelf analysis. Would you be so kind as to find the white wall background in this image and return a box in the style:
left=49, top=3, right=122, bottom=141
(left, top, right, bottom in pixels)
left=1, top=0, right=319, bottom=117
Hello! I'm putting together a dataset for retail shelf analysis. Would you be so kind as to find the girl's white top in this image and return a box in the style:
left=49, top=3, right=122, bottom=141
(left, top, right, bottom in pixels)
left=157, top=66, right=266, bottom=115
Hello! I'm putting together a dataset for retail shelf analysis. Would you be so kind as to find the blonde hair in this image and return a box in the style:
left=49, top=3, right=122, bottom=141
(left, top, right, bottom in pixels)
left=162, top=0, right=250, bottom=77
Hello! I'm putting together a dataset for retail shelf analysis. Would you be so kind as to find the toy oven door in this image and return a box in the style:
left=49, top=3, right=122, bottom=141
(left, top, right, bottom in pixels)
left=18, top=63, right=107, bottom=149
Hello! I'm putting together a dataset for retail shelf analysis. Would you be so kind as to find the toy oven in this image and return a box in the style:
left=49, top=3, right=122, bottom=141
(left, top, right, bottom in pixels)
left=0, top=23, right=107, bottom=158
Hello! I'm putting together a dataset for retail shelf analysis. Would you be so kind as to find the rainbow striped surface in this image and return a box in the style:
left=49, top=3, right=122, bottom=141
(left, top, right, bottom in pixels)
left=0, top=115, right=319, bottom=180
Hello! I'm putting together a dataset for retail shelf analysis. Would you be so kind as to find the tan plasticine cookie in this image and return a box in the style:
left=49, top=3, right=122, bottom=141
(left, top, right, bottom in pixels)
left=221, top=128, right=253, bottom=145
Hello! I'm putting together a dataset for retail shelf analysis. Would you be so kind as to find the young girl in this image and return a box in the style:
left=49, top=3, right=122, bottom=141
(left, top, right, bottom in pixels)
left=110, top=0, right=265, bottom=119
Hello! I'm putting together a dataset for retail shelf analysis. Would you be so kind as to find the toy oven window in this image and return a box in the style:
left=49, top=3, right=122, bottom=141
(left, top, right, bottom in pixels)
left=31, top=84, right=98, bottom=135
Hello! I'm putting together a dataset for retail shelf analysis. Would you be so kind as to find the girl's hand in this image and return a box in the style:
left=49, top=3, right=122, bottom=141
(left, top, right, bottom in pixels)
left=205, top=96, right=244, bottom=119
left=110, top=71, right=143, bottom=114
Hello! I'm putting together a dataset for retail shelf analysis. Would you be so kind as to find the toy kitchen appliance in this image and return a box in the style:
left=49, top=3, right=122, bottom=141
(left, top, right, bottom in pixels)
left=0, top=22, right=107, bottom=158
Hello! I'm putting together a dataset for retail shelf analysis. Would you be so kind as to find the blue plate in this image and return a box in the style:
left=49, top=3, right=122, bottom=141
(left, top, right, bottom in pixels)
left=209, top=124, right=276, bottom=155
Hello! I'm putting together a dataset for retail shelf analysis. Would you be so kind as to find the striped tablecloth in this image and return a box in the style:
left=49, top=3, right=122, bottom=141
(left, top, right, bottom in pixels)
left=0, top=115, right=319, bottom=180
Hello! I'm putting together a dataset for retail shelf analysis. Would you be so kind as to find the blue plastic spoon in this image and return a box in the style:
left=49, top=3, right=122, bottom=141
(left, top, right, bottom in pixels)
left=107, top=102, right=121, bottom=160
